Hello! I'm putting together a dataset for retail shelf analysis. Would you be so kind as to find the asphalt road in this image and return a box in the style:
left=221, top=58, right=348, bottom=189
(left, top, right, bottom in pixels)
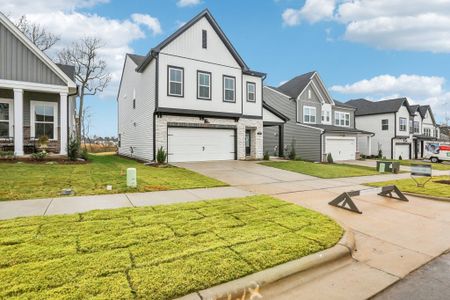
left=373, top=252, right=450, bottom=300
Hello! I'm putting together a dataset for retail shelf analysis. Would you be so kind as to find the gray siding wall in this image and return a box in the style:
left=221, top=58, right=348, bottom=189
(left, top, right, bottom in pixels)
left=0, top=22, right=65, bottom=86
left=297, top=100, right=322, bottom=124
left=263, top=87, right=321, bottom=161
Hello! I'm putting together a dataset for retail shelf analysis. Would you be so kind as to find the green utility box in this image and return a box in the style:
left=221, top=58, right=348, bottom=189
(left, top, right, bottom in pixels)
left=376, top=161, right=400, bottom=174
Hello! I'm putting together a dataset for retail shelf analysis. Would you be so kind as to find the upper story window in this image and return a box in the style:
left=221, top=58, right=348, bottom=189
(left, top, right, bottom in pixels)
left=202, top=30, right=207, bottom=49
left=303, top=106, right=316, bottom=124
left=399, top=117, right=407, bottom=131
left=321, top=110, right=331, bottom=123
left=223, top=76, right=236, bottom=102
left=413, top=121, right=420, bottom=133
left=197, top=71, right=211, bottom=100
left=335, top=111, right=350, bottom=127
left=168, top=66, right=184, bottom=97
left=424, top=128, right=431, bottom=136
left=0, top=99, right=13, bottom=138
left=31, top=101, right=58, bottom=140
left=381, top=119, right=389, bottom=131
left=246, top=82, right=256, bottom=102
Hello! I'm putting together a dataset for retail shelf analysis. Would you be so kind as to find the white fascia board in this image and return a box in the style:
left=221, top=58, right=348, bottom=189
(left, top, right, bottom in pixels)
left=0, top=12, right=76, bottom=89
left=312, top=72, right=335, bottom=105
left=0, top=79, right=70, bottom=93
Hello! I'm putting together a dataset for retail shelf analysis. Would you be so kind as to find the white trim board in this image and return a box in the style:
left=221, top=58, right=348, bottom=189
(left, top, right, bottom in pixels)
left=0, top=79, right=70, bottom=94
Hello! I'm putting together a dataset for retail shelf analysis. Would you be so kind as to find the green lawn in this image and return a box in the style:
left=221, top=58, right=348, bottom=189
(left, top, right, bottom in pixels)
left=260, top=160, right=380, bottom=178
left=368, top=159, right=450, bottom=171
left=0, top=154, right=225, bottom=201
left=368, top=176, right=450, bottom=198
left=0, top=195, right=343, bottom=299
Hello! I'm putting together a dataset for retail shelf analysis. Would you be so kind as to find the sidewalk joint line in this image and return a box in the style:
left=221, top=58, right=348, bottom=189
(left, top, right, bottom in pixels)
left=43, top=198, right=54, bottom=216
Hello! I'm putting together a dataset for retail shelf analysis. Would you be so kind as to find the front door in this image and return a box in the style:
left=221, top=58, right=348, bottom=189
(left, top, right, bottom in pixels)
left=245, top=130, right=251, bottom=156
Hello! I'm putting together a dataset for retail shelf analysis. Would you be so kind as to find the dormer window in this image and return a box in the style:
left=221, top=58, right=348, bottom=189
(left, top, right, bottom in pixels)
left=202, top=30, right=207, bottom=49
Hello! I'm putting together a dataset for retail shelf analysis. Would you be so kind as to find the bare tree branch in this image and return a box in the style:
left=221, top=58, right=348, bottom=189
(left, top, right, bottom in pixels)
left=57, top=37, right=111, bottom=140
left=15, top=16, right=60, bottom=52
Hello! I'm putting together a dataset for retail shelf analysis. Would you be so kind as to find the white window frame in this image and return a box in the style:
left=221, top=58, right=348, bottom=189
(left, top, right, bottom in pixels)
left=321, top=109, right=331, bottom=124
left=246, top=82, right=256, bottom=102
left=413, top=121, right=420, bottom=133
left=303, top=106, right=316, bottom=124
left=335, top=111, right=350, bottom=127
left=223, top=76, right=236, bottom=103
left=197, top=71, right=211, bottom=100
left=30, top=100, right=58, bottom=141
left=399, top=117, right=407, bottom=132
left=381, top=119, right=389, bottom=131
left=168, top=66, right=184, bottom=97
left=0, top=98, right=13, bottom=139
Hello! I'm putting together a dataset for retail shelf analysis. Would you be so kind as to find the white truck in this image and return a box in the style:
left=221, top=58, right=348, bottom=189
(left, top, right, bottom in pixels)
left=423, top=142, right=450, bottom=163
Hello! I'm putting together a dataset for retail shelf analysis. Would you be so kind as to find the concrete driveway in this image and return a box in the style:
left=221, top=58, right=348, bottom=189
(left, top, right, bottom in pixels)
left=176, top=160, right=450, bottom=299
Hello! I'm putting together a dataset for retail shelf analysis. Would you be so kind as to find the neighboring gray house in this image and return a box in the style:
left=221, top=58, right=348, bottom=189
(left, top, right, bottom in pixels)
left=0, top=12, right=77, bottom=156
left=117, top=9, right=272, bottom=162
left=346, top=98, right=441, bottom=159
left=264, top=71, right=373, bottom=161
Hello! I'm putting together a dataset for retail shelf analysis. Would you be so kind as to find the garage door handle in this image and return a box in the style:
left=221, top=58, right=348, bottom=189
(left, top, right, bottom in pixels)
left=202, top=146, right=205, bottom=151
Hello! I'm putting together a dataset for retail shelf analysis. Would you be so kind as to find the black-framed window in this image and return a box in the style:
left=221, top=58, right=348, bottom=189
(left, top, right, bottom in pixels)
left=168, top=66, right=184, bottom=97
left=202, top=30, right=207, bottom=49
left=381, top=119, right=389, bottom=130
left=399, top=117, right=407, bottom=131
left=413, top=121, right=420, bottom=133
left=197, top=71, right=211, bottom=100
left=0, top=101, right=12, bottom=138
left=246, top=82, right=256, bottom=102
left=223, top=75, right=236, bottom=102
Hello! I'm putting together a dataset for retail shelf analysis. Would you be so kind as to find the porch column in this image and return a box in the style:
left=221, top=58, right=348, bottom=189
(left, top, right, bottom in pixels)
left=368, top=135, right=372, bottom=156
left=13, top=89, right=24, bottom=156
left=59, top=93, right=68, bottom=155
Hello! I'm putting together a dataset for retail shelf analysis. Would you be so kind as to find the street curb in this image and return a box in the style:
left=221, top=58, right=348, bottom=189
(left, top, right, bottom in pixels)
left=404, top=192, right=450, bottom=202
left=177, top=229, right=355, bottom=300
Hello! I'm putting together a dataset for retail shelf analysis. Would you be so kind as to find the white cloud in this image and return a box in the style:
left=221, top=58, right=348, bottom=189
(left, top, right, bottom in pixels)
left=282, top=0, right=336, bottom=26
left=177, top=0, right=202, bottom=7
left=131, top=13, right=162, bottom=36
left=331, top=74, right=449, bottom=121
left=2, top=2, right=163, bottom=98
left=282, top=0, right=450, bottom=53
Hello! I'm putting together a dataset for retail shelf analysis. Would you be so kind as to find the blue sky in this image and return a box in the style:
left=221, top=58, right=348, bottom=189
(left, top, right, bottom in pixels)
left=3, top=0, right=449, bottom=136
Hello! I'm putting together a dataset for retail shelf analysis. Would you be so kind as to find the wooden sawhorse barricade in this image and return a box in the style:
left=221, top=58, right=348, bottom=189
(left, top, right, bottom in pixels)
left=328, top=185, right=408, bottom=214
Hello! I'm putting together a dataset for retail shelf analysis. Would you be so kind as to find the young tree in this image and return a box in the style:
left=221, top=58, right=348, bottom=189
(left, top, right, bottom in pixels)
left=16, top=16, right=59, bottom=52
left=57, top=37, right=111, bottom=140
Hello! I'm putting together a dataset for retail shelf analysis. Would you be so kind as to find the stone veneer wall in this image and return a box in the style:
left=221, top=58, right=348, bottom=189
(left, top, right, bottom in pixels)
left=155, top=114, right=263, bottom=160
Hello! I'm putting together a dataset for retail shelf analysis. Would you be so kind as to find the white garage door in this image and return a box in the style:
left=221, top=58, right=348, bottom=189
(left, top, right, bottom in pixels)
left=325, top=137, right=356, bottom=161
left=395, top=144, right=410, bottom=160
left=167, top=127, right=235, bottom=162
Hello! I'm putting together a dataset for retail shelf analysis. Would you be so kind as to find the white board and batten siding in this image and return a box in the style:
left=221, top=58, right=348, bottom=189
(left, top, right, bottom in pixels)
left=354, top=113, right=395, bottom=157
left=325, top=137, right=356, bottom=161
left=242, top=74, right=263, bottom=118
left=117, top=56, right=156, bottom=161
left=167, top=127, right=235, bottom=162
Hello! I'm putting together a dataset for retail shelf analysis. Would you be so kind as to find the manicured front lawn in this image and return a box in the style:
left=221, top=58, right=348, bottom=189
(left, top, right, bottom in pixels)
left=368, top=159, right=450, bottom=171
left=260, top=160, right=380, bottom=178
left=368, top=176, right=450, bottom=198
left=0, top=195, right=343, bottom=299
left=0, top=154, right=225, bottom=201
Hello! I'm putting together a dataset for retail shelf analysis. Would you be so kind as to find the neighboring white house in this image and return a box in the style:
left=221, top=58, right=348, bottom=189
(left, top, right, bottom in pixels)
left=263, top=71, right=373, bottom=162
left=117, top=9, right=266, bottom=162
left=0, top=12, right=77, bottom=156
left=347, top=98, right=440, bottom=159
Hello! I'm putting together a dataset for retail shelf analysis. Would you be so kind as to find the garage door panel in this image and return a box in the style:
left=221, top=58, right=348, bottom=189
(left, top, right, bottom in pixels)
left=168, top=127, right=235, bottom=162
left=325, top=137, right=356, bottom=161
left=395, top=144, right=410, bottom=160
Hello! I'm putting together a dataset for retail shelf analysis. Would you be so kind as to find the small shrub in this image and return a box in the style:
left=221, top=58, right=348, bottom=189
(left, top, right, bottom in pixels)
left=67, top=136, right=80, bottom=161
left=399, top=155, right=403, bottom=160
left=80, top=148, right=89, bottom=160
left=378, top=149, right=383, bottom=159
left=31, top=151, right=48, bottom=161
left=327, top=153, right=334, bottom=164
left=263, top=151, right=270, bottom=161
left=156, top=147, right=167, bottom=164
left=288, top=139, right=296, bottom=160
left=0, top=151, right=14, bottom=159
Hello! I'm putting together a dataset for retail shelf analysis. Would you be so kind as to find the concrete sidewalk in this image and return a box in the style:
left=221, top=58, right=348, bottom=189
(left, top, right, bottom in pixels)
left=0, top=187, right=254, bottom=220
left=342, top=159, right=450, bottom=176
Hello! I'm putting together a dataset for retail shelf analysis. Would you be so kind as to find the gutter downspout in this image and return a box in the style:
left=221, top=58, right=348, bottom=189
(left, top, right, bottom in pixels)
left=391, top=112, right=397, bottom=159
left=320, top=130, right=325, bottom=162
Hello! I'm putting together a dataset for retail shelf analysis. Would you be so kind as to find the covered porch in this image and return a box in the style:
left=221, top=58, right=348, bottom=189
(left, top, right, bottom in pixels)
left=0, top=82, right=75, bottom=156
left=262, top=102, right=289, bottom=157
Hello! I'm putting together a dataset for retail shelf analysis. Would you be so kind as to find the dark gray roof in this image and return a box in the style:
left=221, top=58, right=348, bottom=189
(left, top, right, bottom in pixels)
left=135, top=9, right=264, bottom=77
left=308, top=124, right=373, bottom=135
left=127, top=54, right=146, bottom=66
left=418, top=105, right=429, bottom=118
left=265, top=86, right=293, bottom=98
left=409, top=104, right=419, bottom=114
left=56, top=64, right=75, bottom=81
left=333, top=99, right=355, bottom=109
left=277, top=71, right=315, bottom=99
left=346, top=97, right=409, bottom=116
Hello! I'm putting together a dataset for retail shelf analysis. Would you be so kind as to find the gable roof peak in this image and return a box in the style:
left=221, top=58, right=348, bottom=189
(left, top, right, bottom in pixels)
left=276, top=71, right=316, bottom=99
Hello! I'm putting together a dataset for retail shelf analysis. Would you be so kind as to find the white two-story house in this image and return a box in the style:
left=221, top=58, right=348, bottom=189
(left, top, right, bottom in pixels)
left=117, top=9, right=266, bottom=162
left=347, top=98, right=440, bottom=159
left=263, top=71, right=373, bottom=161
